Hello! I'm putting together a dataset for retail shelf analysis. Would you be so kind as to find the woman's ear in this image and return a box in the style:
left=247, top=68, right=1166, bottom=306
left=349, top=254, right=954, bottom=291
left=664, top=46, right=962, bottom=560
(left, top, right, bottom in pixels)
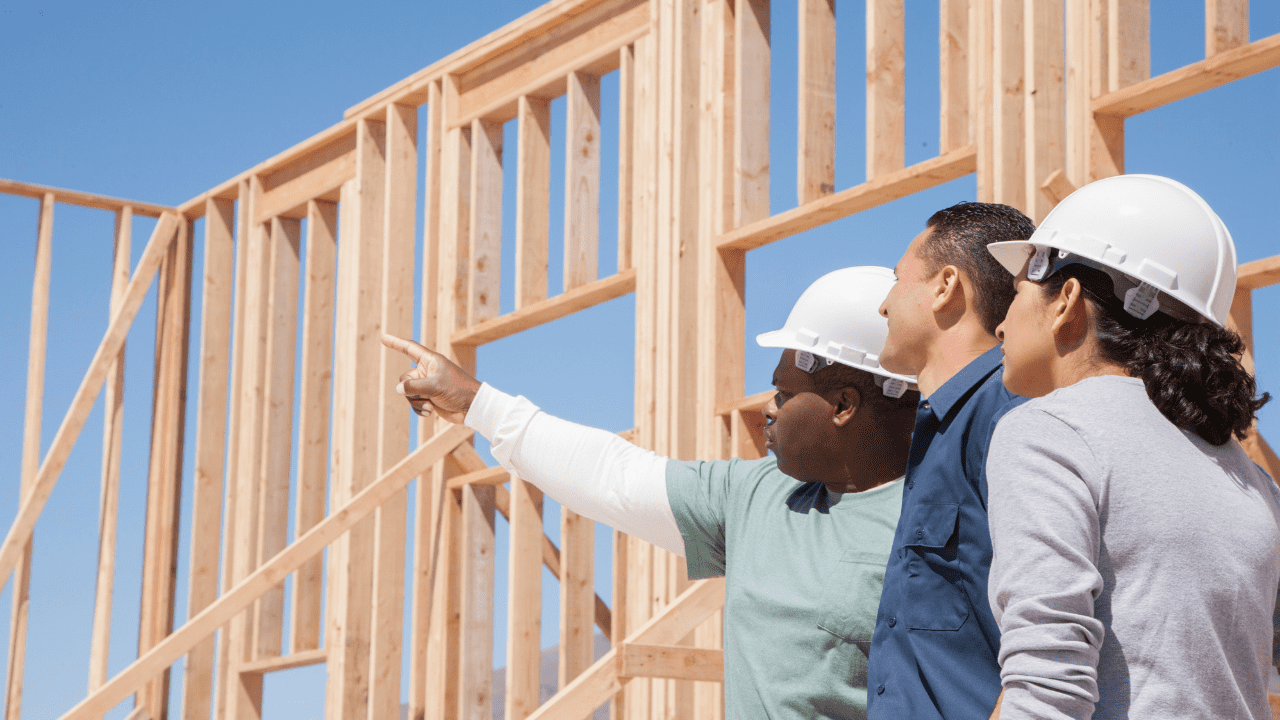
left=832, top=386, right=862, bottom=427
left=1051, top=277, right=1090, bottom=347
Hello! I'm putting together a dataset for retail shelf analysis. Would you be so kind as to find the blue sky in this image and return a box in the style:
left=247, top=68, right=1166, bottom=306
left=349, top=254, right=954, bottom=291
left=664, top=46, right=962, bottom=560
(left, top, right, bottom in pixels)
left=1, top=1, right=1278, bottom=718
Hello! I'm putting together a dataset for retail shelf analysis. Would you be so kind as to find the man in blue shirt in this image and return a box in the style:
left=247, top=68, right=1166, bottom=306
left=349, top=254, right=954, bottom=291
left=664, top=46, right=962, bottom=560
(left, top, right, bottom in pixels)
left=869, top=202, right=1034, bottom=720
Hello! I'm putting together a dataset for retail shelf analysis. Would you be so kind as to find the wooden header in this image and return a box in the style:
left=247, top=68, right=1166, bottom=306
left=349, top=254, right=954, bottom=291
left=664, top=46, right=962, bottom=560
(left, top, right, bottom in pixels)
left=0, top=178, right=175, bottom=218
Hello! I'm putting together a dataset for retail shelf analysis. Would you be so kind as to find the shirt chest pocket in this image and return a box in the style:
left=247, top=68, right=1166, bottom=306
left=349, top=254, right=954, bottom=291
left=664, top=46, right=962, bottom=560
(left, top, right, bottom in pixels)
left=817, top=550, right=886, bottom=647
left=901, top=502, right=970, bottom=631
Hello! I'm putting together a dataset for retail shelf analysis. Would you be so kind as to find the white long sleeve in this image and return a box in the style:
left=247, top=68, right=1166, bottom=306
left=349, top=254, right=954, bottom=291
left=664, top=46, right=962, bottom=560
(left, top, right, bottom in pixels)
left=464, top=383, right=685, bottom=556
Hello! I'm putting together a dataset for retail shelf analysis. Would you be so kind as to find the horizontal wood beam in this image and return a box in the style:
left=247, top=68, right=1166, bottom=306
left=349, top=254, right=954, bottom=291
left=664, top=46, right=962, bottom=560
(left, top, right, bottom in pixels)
left=344, top=0, right=646, bottom=121
left=255, top=132, right=357, bottom=223
left=1239, top=255, right=1280, bottom=290
left=0, top=178, right=174, bottom=218
left=54, top=424, right=475, bottom=720
left=452, top=269, right=636, bottom=346
left=446, top=466, right=510, bottom=489
left=714, top=389, right=771, bottom=417
left=0, top=213, right=181, bottom=587
left=452, top=2, right=648, bottom=127
left=525, top=578, right=726, bottom=720
left=616, top=643, right=723, bottom=683
left=1092, top=32, right=1280, bottom=118
left=238, top=648, right=328, bottom=675
left=717, top=147, right=978, bottom=252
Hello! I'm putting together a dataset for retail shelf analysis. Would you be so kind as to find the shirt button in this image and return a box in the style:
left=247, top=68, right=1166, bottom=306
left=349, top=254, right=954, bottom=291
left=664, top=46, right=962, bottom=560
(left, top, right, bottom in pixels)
left=877, top=684, right=886, bottom=695
left=915, top=529, right=924, bottom=540
left=888, top=616, right=897, bottom=628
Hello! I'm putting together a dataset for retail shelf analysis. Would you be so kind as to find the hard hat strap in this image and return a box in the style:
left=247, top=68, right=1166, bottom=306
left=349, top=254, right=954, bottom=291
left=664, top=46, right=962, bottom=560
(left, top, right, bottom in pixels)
left=1029, top=246, right=1201, bottom=324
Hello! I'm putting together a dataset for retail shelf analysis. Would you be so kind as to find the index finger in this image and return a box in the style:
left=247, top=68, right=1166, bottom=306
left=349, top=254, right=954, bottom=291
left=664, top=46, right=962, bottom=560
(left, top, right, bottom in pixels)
left=381, top=333, right=433, bottom=364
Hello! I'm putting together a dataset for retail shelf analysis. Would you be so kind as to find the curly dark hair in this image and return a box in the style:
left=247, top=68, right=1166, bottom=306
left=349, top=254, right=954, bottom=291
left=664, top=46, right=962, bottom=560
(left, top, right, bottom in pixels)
left=921, top=202, right=1036, bottom=335
left=1040, top=265, right=1269, bottom=446
left=812, top=361, right=920, bottom=414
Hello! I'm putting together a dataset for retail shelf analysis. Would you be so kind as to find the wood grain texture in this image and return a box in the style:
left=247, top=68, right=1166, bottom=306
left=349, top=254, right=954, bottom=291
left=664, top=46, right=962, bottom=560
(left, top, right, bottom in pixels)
left=718, top=148, right=977, bottom=251
left=505, top=476, right=543, bottom=720
left=289, top=200, right=338, bottom=654
left=253, top=216, right=302, bottom=660
left=179, top=197, right=235, bottom=720
left=1025, top=0, right=1065, bottom=223
left=56, top=425, right=474, bottom=720
left=470, top=118, right=504, bottom=326
left=560, top=509, right=595, bottom=704
left=1092, top=33, right=1280, bottom=118
left=939, top=0, right=970, bottom=153
left=617, top=44, right=635, bottom=272
left=798, top=0, right=836, bottom=203
left=735, top=0, right=770, bottom=225
left=452, top=269, right=636, bottom=346
left=368, top=102, right=418, bottom=720
left=458, top=484, right=496, bottom=720
left=1108, top=0, right=1149, bottom=91
left=516, top=95, right=552, bottom=309
left=991, top=0, right=1025, bottom=209
left=325, top=117, right=387, bottom=720
left=565, top=71, right=602, bottom=292
left=616, top=644, right=724, bottom=683
left=866, top=0, right=906, bottom=179
left=1206, top=0, right=1248, bottom=57
left=137, top=216, right=194, bottom=720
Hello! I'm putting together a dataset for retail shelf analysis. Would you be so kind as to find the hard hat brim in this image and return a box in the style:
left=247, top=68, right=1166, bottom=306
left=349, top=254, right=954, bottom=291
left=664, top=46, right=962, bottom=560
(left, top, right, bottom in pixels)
left=987, top=240, right=1035, bottom=278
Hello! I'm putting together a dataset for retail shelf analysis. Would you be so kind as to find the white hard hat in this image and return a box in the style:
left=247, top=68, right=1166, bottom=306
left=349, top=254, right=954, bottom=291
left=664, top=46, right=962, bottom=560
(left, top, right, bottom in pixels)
left=987, top=174, right=1237, bottom=326
left=756, top=266, right=917, bottom=397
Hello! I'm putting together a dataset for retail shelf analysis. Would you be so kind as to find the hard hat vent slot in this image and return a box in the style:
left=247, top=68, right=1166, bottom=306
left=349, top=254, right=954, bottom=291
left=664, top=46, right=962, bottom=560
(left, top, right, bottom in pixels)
left=795, top=329, right=820, bottom=347
left=1136, top=259, right=1178, bottom=290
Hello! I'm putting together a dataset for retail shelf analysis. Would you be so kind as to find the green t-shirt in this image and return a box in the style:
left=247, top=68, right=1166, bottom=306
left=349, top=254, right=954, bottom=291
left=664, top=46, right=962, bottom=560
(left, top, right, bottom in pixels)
left=665, top=456, right=903, bottom=719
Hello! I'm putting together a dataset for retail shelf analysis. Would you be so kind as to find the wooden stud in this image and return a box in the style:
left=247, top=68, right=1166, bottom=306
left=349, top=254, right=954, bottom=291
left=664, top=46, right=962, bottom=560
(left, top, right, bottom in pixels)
left=6, top=192, right=53, bottom=720
left=1108, top=0, right=1149, bottom=91
left=560, top=508, right=596, bottom=710
left=457, top=484, right=496, bottom=720
left=238, top=648, right=329, bottom=676
left=289, top=200, right=338, bottom=654
left=1089, top=0, right=1125, bottom=180
left=1039, top=168, right=1076, bottom=207
left=939, top=0, right=971, bottom=153
left=1025, top=0, right=1065, bottom=223
left=57, top=425, right=474, bottom=720
left=1064, top=0, right=1090, bottom=187
left=566, top=71, right=603, bottom=292
left=798, top=0, right=836, bottom=203
left=991, top=0, right=1026, bottom=210
left=617, top=45, right=635, bottom=272
left=252, top=216, right=302, bottom=660
left=408, top=80, right=444, bottom=720
left=470, top=118, right=504, bottom=326
left=214, top=180, right=254, bottom=720
left=516, top=95, right=552, bottom=309
left=137, top=216, right=195, bottom=720
left=179, top=197, right=235, bottom=720
left=325, top=116, right=388, bottom=720
left=89, top=204, right=130, bottom=696
left=505, top=476, right=543, bottom=720
left=866, top=0, right=906, bottom=180
left=973, top=0, right=995, bottom=201
left=1206, top=0, right=1248, bottom=57
left=225, top=180, right=271, bottom=720
left=368, top=102, right=418, bottom=720
left=735, top=0, right=770, bottom=225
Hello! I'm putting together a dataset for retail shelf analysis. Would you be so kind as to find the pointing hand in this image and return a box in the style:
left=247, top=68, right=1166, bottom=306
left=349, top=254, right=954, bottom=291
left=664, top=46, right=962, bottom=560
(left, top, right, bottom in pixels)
left=381, top=333, right=482, bottom=425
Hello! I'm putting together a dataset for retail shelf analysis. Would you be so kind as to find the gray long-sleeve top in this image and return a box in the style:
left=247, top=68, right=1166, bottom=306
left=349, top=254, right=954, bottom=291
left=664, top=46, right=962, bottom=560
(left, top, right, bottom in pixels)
left=987, top=376, right=1280, bottom=719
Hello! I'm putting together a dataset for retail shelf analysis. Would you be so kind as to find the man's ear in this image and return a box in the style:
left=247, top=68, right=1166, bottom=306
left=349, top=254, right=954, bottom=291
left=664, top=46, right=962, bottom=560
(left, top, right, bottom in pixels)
left=832, top=386, right=862, bottom=427
left=930, top=265, right=963, bottom=313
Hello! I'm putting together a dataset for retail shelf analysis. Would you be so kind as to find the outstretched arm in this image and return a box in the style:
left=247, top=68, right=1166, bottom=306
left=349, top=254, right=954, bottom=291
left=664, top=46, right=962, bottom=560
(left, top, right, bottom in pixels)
left=382, top=334, right=686, bottom=556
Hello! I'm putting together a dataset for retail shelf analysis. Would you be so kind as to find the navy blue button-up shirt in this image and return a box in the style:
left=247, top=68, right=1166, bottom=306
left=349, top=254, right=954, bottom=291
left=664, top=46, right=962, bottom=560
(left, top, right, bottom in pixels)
left=867, top=346, right=1026, bottom=720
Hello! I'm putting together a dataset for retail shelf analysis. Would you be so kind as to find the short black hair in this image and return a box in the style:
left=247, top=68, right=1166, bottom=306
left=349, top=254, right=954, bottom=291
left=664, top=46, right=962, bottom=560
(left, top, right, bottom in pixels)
left=812, top=362, right=919, bottom=414
left=920, top=202, right=1036, bottom=334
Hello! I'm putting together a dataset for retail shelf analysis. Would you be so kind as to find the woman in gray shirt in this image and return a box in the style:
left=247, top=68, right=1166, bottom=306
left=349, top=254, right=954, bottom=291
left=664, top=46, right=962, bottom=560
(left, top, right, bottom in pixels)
left=982, top=174, right=1280, bottom=719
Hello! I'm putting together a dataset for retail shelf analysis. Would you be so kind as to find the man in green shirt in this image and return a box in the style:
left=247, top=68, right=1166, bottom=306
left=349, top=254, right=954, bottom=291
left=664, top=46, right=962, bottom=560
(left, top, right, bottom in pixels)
left=384, top=266, right=918, bottom=718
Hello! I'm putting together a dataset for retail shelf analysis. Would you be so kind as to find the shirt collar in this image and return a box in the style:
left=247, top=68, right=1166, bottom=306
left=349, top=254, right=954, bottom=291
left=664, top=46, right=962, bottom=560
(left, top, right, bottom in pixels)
left=922, top=345, right=1005, bottom=419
